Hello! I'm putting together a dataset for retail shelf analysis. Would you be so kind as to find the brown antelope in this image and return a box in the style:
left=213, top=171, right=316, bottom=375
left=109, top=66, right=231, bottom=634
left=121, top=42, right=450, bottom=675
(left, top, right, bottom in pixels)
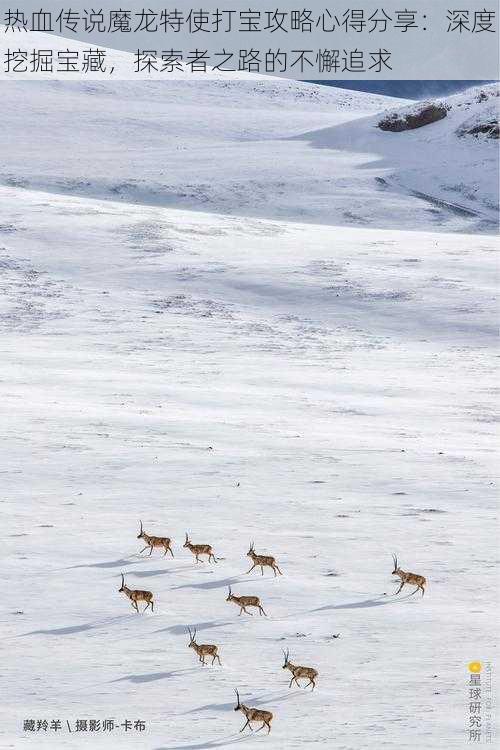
left=183, top=533, right=217, bottom=563
left=282, top=649, right=318, bottom=690
left=187, top=627, right=221, bottom=666
left=118, top=573, right=154, bottom=613
left=234, top=689, right=273, bottom=734
left=226, top=586, right=267, bottom=617
left=137, top=520, right=174, bottom=557
left=246, top=541, right=282, bottom=577
left=391, top=553, right=426, bottom=597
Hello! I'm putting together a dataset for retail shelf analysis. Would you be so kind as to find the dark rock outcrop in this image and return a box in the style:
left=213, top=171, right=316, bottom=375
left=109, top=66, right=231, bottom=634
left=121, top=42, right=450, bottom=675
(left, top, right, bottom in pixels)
left=378, top=103, right=448, bottom=132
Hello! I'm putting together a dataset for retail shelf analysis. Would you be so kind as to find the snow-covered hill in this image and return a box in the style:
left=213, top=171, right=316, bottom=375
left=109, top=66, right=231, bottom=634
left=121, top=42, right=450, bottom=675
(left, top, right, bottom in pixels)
left=1, top=31, right=498, bottom=233
left=0, top=77, right=404, bottom=225
left=1, top=66, right=408, bottom=229
left=3, top=76, right=498, bottom=232
left=295, top=83, right=499, bottom=232
left=1, top=32, right=498, bottom=750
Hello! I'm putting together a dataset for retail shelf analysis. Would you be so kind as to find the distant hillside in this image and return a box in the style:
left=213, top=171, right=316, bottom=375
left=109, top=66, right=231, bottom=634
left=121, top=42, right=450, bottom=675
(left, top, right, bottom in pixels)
left=309, top=80, right=496, bottom=100
left=295, top=83, right=499, bottom=231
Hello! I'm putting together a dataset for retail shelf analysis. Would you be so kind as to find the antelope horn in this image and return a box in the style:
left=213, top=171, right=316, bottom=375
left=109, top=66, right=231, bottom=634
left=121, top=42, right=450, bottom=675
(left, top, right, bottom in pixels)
left=121, top=573, right=124, bottom=585
left=234, top=688, right=241, bottom=707
left=185, top=532, right=188, bottom=541
left=139, top=519, right=143, bottom=532
left=228, top=586, right=232, bottom=595
left=392, top=553, right=398, bottom=568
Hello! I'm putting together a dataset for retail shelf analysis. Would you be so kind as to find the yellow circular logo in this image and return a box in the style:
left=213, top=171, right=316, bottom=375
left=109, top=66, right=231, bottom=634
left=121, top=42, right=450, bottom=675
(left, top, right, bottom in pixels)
left=468, top=662, right=482, bottom=673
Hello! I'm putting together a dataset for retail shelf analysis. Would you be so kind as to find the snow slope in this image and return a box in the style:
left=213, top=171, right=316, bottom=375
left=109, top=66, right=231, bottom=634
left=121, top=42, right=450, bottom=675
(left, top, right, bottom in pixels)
left=1, top=32, right=498, bottom=233
left=1, top=76, right=408, bottom=231
left=1, top=33, right=499, bottom=750
left=295, top=83, right=499, bottom=233
left=2, top=76, right=497, bottom=232
left=1, top=185, right=498, bottom=750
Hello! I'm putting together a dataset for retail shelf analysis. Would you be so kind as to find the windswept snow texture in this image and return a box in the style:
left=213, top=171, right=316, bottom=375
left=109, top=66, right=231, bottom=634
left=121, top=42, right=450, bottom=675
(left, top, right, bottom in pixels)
left=1, top=50, right=499, bottom=750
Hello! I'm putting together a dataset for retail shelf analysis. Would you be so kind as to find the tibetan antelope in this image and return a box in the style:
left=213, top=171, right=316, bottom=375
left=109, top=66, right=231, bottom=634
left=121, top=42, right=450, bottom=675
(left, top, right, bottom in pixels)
left=246, top=541, right=282, bottom=577
left=391, top=553, right=426, bottom=597
left=183, top=533, right=217, bottom=564
left=234, top=689, right=273, bottom=734
left=282, top=649, right=318, bottom=690
left=118, top=573, right=154, bottom=613
left=137, top=520, right=174, bottom=557
left=187, top=627, right=221, bottom=666
left=226, top=586, right=267, bottom=617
